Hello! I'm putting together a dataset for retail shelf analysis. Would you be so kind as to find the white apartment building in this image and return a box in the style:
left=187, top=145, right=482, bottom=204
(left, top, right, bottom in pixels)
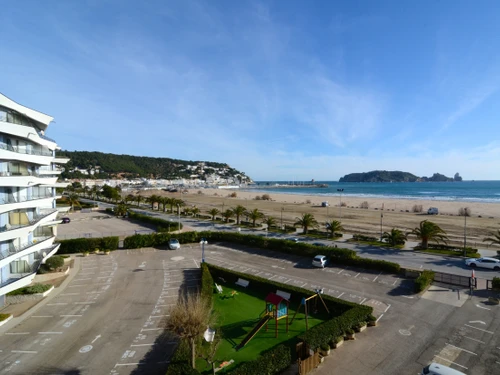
left=0, top=93, right=69, bottom=307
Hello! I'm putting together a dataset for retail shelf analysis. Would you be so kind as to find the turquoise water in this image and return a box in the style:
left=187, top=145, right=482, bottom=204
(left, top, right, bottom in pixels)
left=247, top=181, right=500, bottom=203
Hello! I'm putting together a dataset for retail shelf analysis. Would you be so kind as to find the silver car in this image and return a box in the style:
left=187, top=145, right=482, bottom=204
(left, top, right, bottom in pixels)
left=168, top=239, right=181, bottom=250
left=465, top=257, right=500, bottom=270
left=312, top=255, right=327, bottom=268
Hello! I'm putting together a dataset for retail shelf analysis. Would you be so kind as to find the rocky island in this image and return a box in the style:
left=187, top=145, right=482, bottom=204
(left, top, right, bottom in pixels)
left=339, top=170, right=463, bottom=183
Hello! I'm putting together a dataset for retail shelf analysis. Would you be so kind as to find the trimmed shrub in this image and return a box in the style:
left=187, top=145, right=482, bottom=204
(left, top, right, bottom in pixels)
left=165, top=339, right=200, bottom=375
left=226, top=345, right=291, bottom=375
left=492, top=277, right=500, bottom=290
left=0, top=314, right=11, bottom=322
left=200, top=263, right=214, bottom=303
left=57, top=237, right=119, bottom=254
left=352, top=234, right=378, bottom=242
left=7, top=284, right=52, bottom=296
left=414, top=270, right=435, bottom=293
left=128, top=210, right=182, bottom=232
left=45, top=255, right=64, bottom=270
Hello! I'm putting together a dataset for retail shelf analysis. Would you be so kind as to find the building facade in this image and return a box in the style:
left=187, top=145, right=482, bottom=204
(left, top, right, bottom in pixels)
left=0, top=93, right=69, bottom=307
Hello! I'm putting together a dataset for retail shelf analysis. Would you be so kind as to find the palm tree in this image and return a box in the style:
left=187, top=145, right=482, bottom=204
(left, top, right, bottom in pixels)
left=222, top=209, right=234, bottom=223
left=232, top=205, right=247, bottom=225
left=67, top=193, right=81, bottom=211
left=248, top=208, right=264, bottom=227
left=262, top=216, right=276, bottom=230
left=483, top=230, right=500, bottom=247
left=208, top=208, right=219, bottom=221
left=409, top=220, right=448, bottom=249
left=325, top=220, right=344, bottom=238
left=162, top=197, right=172, bottom=212
left=114, top=202, right=128, bottom=217
left=157, top=197, right=168, bottom=212
left=191, top=207, right=200, bottom=218
left=135, top=194, right=144, bottom=207
left=124, top=194, right=135, bottom=205
left=382, top=228, right=407, bottom=246
left=170, top=198, right=184, bottom=214
left=147, top=195, right=160, bottom=210
left=294, top=213, right=318, bottom=234
left=183, top=207, right=192, bottom=216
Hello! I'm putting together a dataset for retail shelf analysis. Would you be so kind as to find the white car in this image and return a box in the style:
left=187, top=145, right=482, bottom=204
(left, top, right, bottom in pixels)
left=312, top=255, right=327, bottom=268
left=465, top=257, right=500, bottom=270
left=168, top=239, right=180, bottom=250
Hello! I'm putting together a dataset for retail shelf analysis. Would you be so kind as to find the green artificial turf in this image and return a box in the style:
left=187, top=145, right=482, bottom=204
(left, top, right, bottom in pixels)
left=197, top=284, right=329, bottom=373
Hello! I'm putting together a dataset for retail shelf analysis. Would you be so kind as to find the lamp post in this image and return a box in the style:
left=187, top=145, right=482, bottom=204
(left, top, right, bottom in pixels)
left=463, top=209, right=467, bottom=257
left=200, top=238, right=208, bottom=263
left=281, top=206, right=284, bottom=231
left=337, top=189, right=344, bottom=220
left=176, top=204, right=180, bottom=233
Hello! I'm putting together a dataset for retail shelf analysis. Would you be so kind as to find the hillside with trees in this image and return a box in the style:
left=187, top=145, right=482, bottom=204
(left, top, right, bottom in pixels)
left=339, top=170, right=463, bottom=182
left=58, top=150, right=251, bottom=182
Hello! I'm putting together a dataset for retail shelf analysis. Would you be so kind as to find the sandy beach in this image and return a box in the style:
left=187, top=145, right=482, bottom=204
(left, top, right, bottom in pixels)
left=137, top=188, right=500, bottom=249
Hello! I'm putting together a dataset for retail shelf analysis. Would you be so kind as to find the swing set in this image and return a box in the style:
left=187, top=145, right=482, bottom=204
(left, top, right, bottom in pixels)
left=289, top=289, right=330, bottom=330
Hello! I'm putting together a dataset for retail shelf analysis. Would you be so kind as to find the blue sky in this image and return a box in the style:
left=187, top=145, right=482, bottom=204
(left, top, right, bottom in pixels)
left=2, top=0, right=500, bottom=181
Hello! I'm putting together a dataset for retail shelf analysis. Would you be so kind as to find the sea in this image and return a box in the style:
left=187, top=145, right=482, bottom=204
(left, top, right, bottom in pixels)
left=245, top=181, right=500, bottom=204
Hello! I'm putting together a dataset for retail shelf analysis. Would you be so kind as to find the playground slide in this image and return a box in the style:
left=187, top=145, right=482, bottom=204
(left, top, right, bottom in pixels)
left=236, top=315, right=271, bottom=350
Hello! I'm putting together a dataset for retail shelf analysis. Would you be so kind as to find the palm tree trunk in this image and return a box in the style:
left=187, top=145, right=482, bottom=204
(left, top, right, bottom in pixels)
left=190, top=337, right=196, bottom=369
left=422, top=238, right=428, bottom=249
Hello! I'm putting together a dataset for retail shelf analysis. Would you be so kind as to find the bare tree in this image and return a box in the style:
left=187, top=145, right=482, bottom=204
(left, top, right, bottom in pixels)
left=163, top=293, right=214, bottom=369
left=458, top=207, right=471, bottom=217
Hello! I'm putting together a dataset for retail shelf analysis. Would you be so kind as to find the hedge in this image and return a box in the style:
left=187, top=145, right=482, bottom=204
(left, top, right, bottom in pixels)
left=415, top=244, right=478, bottom=253
left=414, top=270, right=435, bottom=293
left=165, top=339, right=200, bottom=375
left=492, top=277, right=500, bottom=290
left=45, top=255, right=64, bottom=270
left=201, top=262, right=214, bottom=304
left=128, top=210, right=182, bottom=232
left=7, top=284, right=52, bottom=296
left=226, top=345, right=291, bottom=375
left=0, top=314, right=11, bottom=322
left=352, top=234, right=379, bottom=242
left=57, top=236, right=119, bottom=254
left=123, top=231, right=401, bottom=275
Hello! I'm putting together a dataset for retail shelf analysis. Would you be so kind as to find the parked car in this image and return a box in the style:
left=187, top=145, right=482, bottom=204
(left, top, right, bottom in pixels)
left=287, top=237, right=300, bottom=243
left=427, top=207, right=439, bottom=215
left=465, top=257, right=500, bottom=270
left=168, top=239, right=180, bottom=250
left=312, top=255, right=327, bottom=268
left=421, top=362, right=465, bottom=375
left=312, top=242, right=327, bottom=247
left=61, top=217, right=70, bottom=224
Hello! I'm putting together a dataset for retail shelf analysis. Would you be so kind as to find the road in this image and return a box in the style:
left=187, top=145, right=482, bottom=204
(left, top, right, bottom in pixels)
left=0, top=249, right=199, bottom=375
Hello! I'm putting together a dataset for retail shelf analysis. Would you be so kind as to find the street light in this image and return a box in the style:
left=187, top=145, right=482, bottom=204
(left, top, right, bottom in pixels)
left=281, top=206, right=284, bottom=231
left=463, top=208, right=467, bottom=257
left=200, top=237, right=208, bottom=263
left=337, top=189, right=344, bottom=220
left=176, top=204, right=180, bottom=233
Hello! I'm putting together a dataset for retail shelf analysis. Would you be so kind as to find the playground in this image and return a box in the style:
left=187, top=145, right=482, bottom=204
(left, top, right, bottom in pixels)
left=196, top=282, right=331, bottom=373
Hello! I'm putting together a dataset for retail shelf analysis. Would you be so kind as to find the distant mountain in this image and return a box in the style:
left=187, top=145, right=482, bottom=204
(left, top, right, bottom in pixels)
left=57, top=150, right=252, bottom=182
left=339, top=170, right=462, bottom=183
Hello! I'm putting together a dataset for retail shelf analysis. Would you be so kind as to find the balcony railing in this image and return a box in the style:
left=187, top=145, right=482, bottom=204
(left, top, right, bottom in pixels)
left=0, top=209, right=58, bottom=233
left=0, top=257, right=43, bottom=289
left=0, top=170, right=56, bottom=178
left=0, top=142, right=53, bottom=157
left=0, top=236, right=53, bottom=261
left=0, top=194, right=54, bottom=205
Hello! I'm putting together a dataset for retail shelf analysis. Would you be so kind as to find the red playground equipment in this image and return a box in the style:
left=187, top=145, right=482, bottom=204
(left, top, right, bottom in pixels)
left=236, top=292, right=289, bottom=350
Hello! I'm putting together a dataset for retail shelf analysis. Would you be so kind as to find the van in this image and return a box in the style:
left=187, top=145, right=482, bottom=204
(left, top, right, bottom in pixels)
left=421, top=363, right=466, bottom=375
left=427, top=207, right=439, bottom=215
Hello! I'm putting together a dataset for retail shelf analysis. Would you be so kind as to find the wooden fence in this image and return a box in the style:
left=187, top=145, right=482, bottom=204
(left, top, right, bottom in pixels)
left=296, top=342, right=321, bottom=375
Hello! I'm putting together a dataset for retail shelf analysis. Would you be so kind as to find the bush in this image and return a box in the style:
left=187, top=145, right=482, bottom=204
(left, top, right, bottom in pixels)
left=412, top=204, right=423, bottom=213
left=57, top=237, right=119, bottom=254
left=458, top=207, right=471, bottom=217
left=0, top=314, right=11, bottom=322
left=360, top=201, right=369, bottom=209
left=7, top=284, right=52, bottom=296
left=492, top=277, right=500, bottom=290
left=165, top=339, right=200, bottom=375
left=128, top=210, right=182, bottom=232
left=261, top=194, right=271, bottom=201
left=45, top=255, right=64, bottom=270
left=226, top=345, right=291, bottom=375
left=229, top=192, right=237, bottom=198
left=414, top=270, right=435, bottom=293
left=254, top=195, right=262, bottom=200
left=352, top=234, right=378, bottom=242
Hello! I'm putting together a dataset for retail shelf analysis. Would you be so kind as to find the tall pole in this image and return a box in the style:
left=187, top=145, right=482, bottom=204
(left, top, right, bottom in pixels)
left=201, top=238, right=207, bottom=263
left=463, top=210, right=467, bottom=257
left=281, top=207, right=284, bottom=231
left=337, top=189, right=344, bottom=220
left=177, top=204, right=180, bottom=233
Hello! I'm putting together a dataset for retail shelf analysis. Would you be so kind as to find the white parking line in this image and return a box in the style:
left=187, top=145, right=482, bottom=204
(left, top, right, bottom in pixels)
left=269, top=275, right=277, bottom=280
left=433, top=356, right=467, bottom=370
left=360, top=298, right=367, bottom=304
left=68, top=285, right=86, bottom=288
left=446, top=343, right=477, bottom=356
left=376, top=314, right=384, bottom=323
left=373, top=272, right=382, bottom=282
left=5, top=332, right=30, bottom=335
left=38, top=332, right=63, bottom=335
left=11, top=350, right=38, bottom=354
left=131, top=343, right=155, bottom=347
left=355, top=273, right=360, bottom=278
left=31, top=316, right=53, bottom=318
left=464, top=324, right=494, bottom=334
left=60, top=293, right=80, bottom=296
left=338, top=292, right=345, bottom=298
left=392, top=278, right=399, bottom=286
left=464, top=336, right=485, bottom=344
left=74, top=302, right=96, bottom=304
left=384, top=304, right=391, bottom=313
left=47, top=303, right=68, bottom=306
left=73, top=278, right=92, bottom=281
left=141, top=328, right=162, bottom=331
left=60, top=315, right=83, bottom=317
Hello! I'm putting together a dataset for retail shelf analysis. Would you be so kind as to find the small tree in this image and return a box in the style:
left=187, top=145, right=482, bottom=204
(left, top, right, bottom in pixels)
left=263, top=216, right=276, bottom=230
left=232, top=205, right=247, bottom=225
left=360, top=201, right=369, bottom=209
left=294, top=213, right=318, bottom=234
left=191, top=207, right=200, bottom=218
left=325, top=220, right=344, bottom=237
left=67, top=193, right=81, bottom=211
left=248, top=208, right=264, bottom=227
left=222, top=209, right=234, bottom=223
left=163, top=293, right=214, bottom=369
left=409, top=220, right=448, bottom=249
left=382, top=228, right=407, bottom=246
left=114, top=202, right=128, bottom=216
left=45, top=255, right=64, bottom=270
left=207, top=208, right=219, bottom=221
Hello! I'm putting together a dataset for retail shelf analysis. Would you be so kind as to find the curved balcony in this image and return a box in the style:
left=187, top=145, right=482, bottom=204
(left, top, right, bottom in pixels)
left=0, top=194, right=56, bottom=214
left=0, top=235, right=55, bottom=269
left=0, top=257, right=42, bottom=295
left=0, top=210, right=58, bottom=242
left=0, top=172, right=58, bottom=187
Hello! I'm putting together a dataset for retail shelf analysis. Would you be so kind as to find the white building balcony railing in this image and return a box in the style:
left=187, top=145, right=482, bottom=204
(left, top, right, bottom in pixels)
left=0, top=235, right=54, bottom=264
left=0, top=209, right=58, bottom=233
left=0, top=194, right=54, bottom=206
left=0, top=142, right=53, bottom=157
